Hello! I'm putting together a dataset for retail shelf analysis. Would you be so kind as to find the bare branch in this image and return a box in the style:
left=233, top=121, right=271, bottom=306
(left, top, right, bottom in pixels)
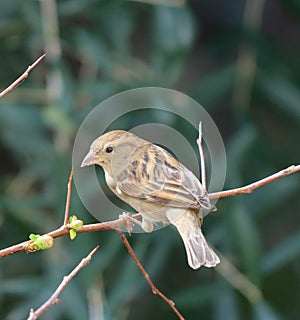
left=0, top=54, right=46, bottom=99
left=63, top=169, right=74, bottom=225
left=116, top=230, right=185, bottom=320
left=197, top=121, right=207, bottom=190
left=27, top=246, right=99, bottom=320
left=0, top=214, right=141, bottom=258
left=209, top=165, right=300, bottom=199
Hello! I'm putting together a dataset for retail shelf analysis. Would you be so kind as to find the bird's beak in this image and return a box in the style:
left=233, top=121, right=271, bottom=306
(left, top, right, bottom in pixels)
left=81, top=150, right=98, bottom=167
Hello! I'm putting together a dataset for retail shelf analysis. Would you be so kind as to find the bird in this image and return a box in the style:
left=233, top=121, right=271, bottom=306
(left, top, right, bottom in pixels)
left=81, top=130, right=220, bottom=269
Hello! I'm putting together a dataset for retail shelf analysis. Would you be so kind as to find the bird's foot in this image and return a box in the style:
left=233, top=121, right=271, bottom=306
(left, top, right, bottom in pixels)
left=119, top=212, right=143, bottom=234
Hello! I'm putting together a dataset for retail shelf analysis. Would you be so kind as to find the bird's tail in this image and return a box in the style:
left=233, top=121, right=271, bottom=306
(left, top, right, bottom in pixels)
left=167, top=209, right=220, bottom=269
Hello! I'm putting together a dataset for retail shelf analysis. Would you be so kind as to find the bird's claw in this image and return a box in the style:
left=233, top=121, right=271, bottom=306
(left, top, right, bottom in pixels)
left=119, top=212, right=142, bottom=234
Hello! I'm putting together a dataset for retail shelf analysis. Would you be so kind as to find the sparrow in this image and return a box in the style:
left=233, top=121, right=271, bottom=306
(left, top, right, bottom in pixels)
left=81, top=130, right=220, bottom=269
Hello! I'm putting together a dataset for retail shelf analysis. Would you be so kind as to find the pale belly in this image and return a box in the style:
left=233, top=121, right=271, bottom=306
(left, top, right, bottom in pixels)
left=105, top=171, right=169, bottom=224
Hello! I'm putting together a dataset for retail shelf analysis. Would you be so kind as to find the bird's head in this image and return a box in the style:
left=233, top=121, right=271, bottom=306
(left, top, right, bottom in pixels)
left=81, top=130, right=127, bottom=168
left=81, top=130, right=147, bottom=175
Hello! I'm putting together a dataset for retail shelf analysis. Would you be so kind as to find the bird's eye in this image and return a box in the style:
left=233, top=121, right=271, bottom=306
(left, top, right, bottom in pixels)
left=105, top=146, right=113, bottom=153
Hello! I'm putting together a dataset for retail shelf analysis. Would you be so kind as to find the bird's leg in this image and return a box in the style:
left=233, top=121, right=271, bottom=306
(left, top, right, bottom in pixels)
left=119, top=212, right=143, bottom=233
left=141, top=219, right=154, bottom=233
left=119, top=212, right=154, bottom=233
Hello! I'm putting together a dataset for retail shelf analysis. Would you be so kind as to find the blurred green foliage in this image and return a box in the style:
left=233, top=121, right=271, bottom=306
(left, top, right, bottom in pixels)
left=0, top=0, right=300, bottom=319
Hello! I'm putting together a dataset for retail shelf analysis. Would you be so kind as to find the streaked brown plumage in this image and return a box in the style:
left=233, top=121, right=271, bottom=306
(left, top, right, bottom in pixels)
left=81, top=130, right=220, bottom=269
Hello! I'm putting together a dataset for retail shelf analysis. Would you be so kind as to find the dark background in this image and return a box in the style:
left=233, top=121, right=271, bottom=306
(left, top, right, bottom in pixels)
left=0, top=0, right=300, bottom=319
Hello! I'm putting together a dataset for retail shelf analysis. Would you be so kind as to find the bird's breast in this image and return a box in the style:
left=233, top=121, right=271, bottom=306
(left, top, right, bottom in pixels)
left=104, top=170, right=129, bottom=201
left=104, top=171, right=117, bottom=190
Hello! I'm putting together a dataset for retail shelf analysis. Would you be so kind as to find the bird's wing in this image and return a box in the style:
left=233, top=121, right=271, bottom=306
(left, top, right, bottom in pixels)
left=115, top=144, right=212, bottom=210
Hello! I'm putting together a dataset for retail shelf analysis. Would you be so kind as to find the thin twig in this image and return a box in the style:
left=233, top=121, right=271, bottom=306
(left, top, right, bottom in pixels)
left=0, top=54, right=46, bottom=99
left=209, top=164, right=300, bottom=199
left=27, top=246, right=99, bottom=320
left=0, top=213, right=141, bottom=258
left=63, top=169, right=74, bottom=225
left=116, top=230, right=185, bottom=320
left=197, top=121, right=207, bottom=190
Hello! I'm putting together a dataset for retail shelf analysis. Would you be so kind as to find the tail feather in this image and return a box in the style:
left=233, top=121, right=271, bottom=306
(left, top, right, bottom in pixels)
left=166, top=209, right=220, bottom=269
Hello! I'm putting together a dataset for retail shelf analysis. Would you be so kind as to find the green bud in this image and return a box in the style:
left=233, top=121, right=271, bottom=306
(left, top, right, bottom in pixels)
left=36, top=235, right=54, bottom=250
left=70, top=219, right=83, bottom=231
left=68, top=215, right=78, bottom=223
left=27, top=234, right=54, bottom=251
left=29, top=233, right=40, bottom=241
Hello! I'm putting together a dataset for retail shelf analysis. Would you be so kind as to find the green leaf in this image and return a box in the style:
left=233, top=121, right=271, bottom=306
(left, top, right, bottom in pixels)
left=69, top=229, right=77, bottom=240
left=174, top=281, right=225, bottom=307
left=228, top=202, right=262, bottom=285
left=191, top=64, right=235, bottom=108
left=0, top=104, right=51, bottom=160
left=153, top=5, right=196, bottom=53
left=258, top=72, right=300, bottom=120
left=29, top=233, right=40, bottom=241
left=253, top=301, right=283, bottom=320
left=262, top=230, right=300, bottom=275
left=212, top=286, right=239, bottom=320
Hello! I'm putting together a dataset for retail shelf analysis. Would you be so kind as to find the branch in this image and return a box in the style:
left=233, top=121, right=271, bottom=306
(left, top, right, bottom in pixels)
left=197, top=121, right=207, bottom=190
left=0, top=54, right=46, bottom=99
left=209, top=164, right=300, bottom=199
left=63, top=169, right=73, bottom=225
left=0, top=214, right=140, bottom=258
left=27, top=246, right=99, bottom=320
left=116, top=230, right=185, bottom=320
